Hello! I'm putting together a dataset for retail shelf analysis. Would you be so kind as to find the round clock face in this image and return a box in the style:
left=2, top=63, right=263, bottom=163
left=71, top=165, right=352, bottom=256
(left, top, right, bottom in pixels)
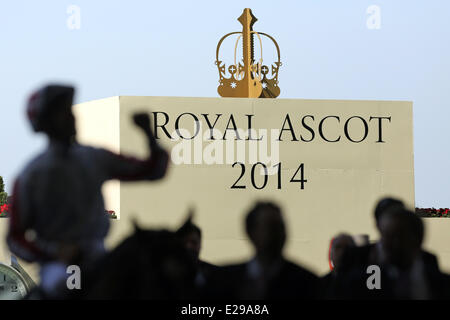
left=0, top=264, right=29, bottom=300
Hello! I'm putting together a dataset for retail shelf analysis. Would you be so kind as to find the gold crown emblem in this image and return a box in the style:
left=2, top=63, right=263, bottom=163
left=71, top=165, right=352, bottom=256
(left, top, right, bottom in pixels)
left=215, top=8, right=281, bottom=98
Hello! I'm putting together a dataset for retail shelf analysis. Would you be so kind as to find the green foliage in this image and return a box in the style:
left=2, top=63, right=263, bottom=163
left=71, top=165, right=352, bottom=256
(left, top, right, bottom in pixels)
left=0, top=176, right=8, bottom=206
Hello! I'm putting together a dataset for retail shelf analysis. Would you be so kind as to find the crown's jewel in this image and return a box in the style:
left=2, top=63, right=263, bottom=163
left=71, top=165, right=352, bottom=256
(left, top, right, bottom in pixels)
left=215, top=8, right=281, bottom=98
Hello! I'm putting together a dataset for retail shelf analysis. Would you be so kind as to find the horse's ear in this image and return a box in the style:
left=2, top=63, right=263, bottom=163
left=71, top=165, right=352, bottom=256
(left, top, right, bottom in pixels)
left=131, top=217, right=142, bottom=234
left=178, top=207, right=195, bottom=231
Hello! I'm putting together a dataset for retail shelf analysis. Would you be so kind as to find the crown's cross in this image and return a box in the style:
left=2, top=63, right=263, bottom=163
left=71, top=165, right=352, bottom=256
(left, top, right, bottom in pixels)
left=215, top=8, right=282, bottom=98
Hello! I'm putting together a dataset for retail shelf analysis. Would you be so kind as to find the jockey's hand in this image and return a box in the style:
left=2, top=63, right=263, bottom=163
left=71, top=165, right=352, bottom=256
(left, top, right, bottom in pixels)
left=133, top=112, right=159, bottom=149
left=133, top=113, right=152, bottom=133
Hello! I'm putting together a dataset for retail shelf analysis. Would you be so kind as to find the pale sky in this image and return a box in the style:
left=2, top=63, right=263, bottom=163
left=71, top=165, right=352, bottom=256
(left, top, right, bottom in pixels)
left=1, top=0, right=449, bottom=207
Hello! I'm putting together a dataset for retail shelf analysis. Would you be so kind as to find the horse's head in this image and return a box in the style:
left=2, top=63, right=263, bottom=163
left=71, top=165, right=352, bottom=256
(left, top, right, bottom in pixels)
left=130, top=222, right=197, bottom=298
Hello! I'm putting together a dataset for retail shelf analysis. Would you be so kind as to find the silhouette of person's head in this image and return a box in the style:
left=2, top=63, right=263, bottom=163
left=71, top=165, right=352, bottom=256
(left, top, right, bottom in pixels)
left=379, top=208, right=424, bottom=270
left=374, top=197, right=404, bottom=230
left=27, top=84, right=76, bottom=143
left=245, top=202, right=286, bottom=261
left=330, top=233, right=355, bottom=272
left=176, top=218, right=202, bottom=263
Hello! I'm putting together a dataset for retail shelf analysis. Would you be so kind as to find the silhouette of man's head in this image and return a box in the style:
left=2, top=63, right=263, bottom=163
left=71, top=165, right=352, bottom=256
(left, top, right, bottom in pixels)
left=27, top=84, right=76, bottom=142
left=374, top=197, right=404, bottom=230
left=379, top=208, right=424, bottom=270
left=245, top=202, right=286, bottom=260
left=176, top=219, right=202, bottom=262
left=330, top=233, right=355, bottom=272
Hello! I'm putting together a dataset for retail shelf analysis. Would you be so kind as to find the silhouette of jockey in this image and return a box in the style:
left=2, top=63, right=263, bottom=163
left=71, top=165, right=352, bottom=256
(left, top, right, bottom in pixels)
left=7, top=84, right=169, bottom=297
